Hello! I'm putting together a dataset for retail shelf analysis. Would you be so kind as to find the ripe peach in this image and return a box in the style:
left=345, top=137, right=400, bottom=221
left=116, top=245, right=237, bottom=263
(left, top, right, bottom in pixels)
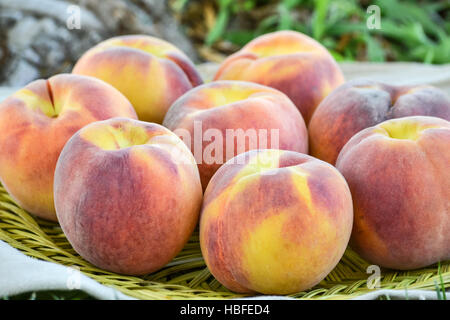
left=54, top=118, right=202, bottom=275
left=0, top=74, right=137, bottom=221
left=214, top=30, right=344, bottom=124
left=73, top=35, right=203, bottom=123
left=200, top=149, right=353, bottom=294
left=163, top=80, right=308, bottom=189
left=336, top=116, right=450, bottom=270
left=309, top=79, right=450, bottom=164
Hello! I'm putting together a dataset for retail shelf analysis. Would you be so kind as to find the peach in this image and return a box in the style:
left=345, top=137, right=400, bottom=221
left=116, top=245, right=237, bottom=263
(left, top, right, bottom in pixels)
left=336, top=116, right=450, bottom=270
left=72, top=35, right=203, bottom=123
left=214, top=30, right=344, bottom=124
left=200, top=149, right=353, bottom=294
left=309, top=79, right=450, bottom=164
left=0, top=74, right=137, bottom=221
left=163, top=80, right=308, bottom=189
left=54, top=118, right=202, bottom=275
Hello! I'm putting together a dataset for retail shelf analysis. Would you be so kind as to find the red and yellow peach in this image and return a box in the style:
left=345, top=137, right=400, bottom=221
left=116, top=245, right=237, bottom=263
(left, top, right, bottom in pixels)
left=163, top=80, right=308, bottom=189
left=0, top=74, right=137, bottom=221
left=336, top=116, right=450, bottom=270
left=309, top=79, right=450, bottom=164
left=214, top=30, right=345, bottom=124
left=73, top=35, right=203, bottom=123
left=54, top=118, right=202, bottom=275
left=200, top=149, right=353, bottom=294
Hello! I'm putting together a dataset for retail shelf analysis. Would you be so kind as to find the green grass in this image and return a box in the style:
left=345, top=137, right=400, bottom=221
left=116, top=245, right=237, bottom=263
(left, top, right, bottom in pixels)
left=436, top=261, right=448, bottom=300
left=378, top=261, right=448, bottom=300
left=173, top=0, right=450, bottom=64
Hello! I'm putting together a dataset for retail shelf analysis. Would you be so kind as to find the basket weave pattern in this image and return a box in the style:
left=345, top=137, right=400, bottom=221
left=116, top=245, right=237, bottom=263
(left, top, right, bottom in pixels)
left=0, top=184, right=448, bottom=299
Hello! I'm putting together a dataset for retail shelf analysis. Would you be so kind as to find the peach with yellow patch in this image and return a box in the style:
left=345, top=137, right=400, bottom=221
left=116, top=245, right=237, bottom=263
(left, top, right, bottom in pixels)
left=214, top=31, right=344, bottom=124
left=73, top=35, right=203, bottom=123
left=200, top=149, right=353, bottom=294
left=54, top=118, right=202, bottom=275
left=336, top=116, right=450, bottom=270
left=309, top=79, right=450, bottom=164
left=163, top=80, right=309, bottom=190
left=0, top=74, right=137, bottom=221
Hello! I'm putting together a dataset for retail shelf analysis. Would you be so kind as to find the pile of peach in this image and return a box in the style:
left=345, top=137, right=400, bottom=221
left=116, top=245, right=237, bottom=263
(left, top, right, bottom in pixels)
left=0, top=31, right=448, bottom=295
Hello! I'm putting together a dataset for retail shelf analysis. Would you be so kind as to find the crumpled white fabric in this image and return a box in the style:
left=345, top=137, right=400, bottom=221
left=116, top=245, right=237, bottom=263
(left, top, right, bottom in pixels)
left=1, top=240, right=447, bottom=300
left=0, top=240, right=135, bottom=299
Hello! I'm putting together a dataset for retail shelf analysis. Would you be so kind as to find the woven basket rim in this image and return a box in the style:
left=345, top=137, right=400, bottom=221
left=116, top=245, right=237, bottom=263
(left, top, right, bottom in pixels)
left=0, top=185, right=448, bottom=300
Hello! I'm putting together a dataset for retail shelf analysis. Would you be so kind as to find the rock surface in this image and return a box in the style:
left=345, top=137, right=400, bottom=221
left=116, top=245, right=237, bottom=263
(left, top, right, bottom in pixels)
left=0, top=0, right=198, bottom=86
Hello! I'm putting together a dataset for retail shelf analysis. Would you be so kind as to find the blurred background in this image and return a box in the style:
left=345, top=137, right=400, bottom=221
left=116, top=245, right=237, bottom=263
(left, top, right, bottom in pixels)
left=176, top=0, right=450, bottom=64
left=0, top=0, right=449, bottom=86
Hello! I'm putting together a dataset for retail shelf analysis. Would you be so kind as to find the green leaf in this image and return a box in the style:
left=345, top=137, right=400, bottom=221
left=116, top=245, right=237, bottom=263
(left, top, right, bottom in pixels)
left=223, top=30, right=256, bottom=46
left=364, top=35, right=385, bottom=62
left=438, top=261, right=447, bottom=300
left=328, top=50, right=346, bottom=61
left=205, top=0, right=233, bottom=46
left=312, top=0, right=330, bottom=40
left=277, top=3, right=293, bottom=30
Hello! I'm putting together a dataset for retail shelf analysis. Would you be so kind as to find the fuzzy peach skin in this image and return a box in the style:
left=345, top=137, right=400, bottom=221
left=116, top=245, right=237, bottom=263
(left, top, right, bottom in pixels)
left=0, top=74, right=137, bottom=221
left=309, top=79, right=450, bottom=164
left=200, top=149, right=353, bottom=294
left=163, top=80, right=308, bottom=189
left=336, top=116, right=450, bottom=270
left=72, top=35, right=203, bottom=123
left=213, top=31, right=344, bottom=124
left=54, top=118, right=202, bottom=275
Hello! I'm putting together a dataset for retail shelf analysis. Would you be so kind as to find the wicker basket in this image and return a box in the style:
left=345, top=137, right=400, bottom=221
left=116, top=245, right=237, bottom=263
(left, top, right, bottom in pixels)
left=0, top=184, right=448, bottom=299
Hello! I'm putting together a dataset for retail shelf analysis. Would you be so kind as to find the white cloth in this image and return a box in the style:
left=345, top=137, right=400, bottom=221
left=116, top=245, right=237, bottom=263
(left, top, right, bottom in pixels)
left=0, top=240, right=447, bottom=300
left=0, top=240, right=134, bottom=299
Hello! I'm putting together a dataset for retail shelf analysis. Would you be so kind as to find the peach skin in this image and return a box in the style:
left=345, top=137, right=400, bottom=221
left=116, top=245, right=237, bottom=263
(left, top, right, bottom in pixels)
left=309, top=79, right=450, bottom=164
left=336, top=116, right=450, bottom=270
left=54, top=118, right=202, bottom=275
left=200, top=149, right=353, bottom=294
left=163, top=80, right=308, bottom=189
left=214, top=30, right=344, bottom=124
left=0, top=74, right=137, bottom=221
left=73, top=35, right=203, bottom=123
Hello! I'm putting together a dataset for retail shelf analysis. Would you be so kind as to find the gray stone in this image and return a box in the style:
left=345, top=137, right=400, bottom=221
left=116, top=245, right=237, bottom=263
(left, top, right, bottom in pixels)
left=0, top=0, right=198, bottom=86
left=4, top=60, right=40, bottom=86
